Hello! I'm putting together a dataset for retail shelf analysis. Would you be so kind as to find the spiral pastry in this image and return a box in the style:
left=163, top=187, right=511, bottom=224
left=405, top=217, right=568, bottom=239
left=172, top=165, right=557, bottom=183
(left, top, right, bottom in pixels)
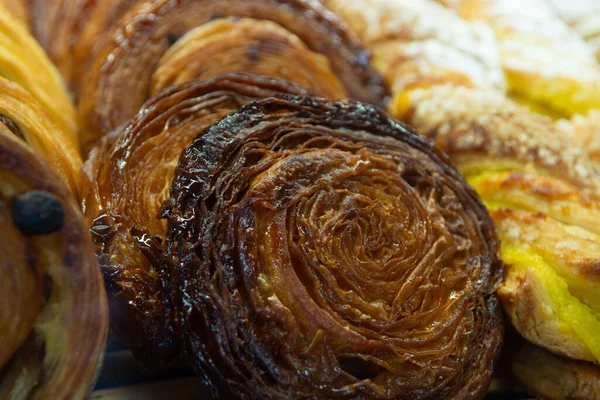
left=0, top=126, right=107, bottom=399
left=163, top=96, right=504, bottom=399
left=72, top=0, right=387, bottom=154
left=151, top=18, right=347, bottom=99
left=0, top=1, right=78, bottom=146
left=85, top=74, right=310, bottom=370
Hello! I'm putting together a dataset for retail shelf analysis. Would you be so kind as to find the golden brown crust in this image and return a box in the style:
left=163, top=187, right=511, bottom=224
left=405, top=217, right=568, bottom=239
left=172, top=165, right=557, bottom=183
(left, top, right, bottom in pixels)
left=0, top=77, right=81, bottom=198
left=0, top=126, right=108, bottom=400
left=0, top=2, right=78, bottom=145
left=76, top=0, right=388, bottom=154
left=151, top=18, right=348, bottom=99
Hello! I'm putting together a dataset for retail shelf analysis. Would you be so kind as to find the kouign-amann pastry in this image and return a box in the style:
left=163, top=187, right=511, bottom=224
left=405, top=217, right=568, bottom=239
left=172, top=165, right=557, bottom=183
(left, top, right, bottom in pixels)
left=84, top=74, right=311, bottom=370
left=164, top=96, right=504, bottom=399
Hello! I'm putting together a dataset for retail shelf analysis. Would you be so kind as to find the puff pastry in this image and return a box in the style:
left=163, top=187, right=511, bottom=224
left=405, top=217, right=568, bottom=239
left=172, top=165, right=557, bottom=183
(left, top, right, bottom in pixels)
left=0, top=126, right=107, bottom=399
left=435, top=0, right=600, bottom=117
left=163, top=95, right=504, bottom=399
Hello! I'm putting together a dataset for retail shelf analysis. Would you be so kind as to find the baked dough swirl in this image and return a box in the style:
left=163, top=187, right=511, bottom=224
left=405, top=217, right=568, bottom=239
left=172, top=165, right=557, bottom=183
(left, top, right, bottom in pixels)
left=0, top=126, right=107, bottom=399
left=85, top=74, right=310, bottom=370
left=163, top=96, right=504, bottom=399
left=72, top=0, right=388, bottom=153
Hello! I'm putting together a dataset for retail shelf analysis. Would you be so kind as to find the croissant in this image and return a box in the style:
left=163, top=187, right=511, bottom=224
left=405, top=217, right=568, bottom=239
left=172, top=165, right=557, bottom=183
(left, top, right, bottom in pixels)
left=84, top=74, right=311, bottom=370
left=162, top=95, right=504, bottom=399
left=0, top=125, right=108, bottom=399
left=0, top=1, right=78, bottom=146
left=65, top=0, right=388, bottom=153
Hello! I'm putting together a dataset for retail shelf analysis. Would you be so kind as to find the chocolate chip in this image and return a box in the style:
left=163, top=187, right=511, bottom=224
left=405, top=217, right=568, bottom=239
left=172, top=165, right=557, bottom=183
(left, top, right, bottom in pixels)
left=11, top=191, right=64, bottom=236
left=166, top=33, right=180, bottom=46
left=0, top=115, right=25, bottom=140
left=247, top=42, right=260, bottom=61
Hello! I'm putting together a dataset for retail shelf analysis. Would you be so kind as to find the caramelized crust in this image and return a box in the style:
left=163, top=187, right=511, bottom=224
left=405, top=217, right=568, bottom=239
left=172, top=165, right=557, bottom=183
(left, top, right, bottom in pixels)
left=164, top=96, right=503, bottom=399
left=84, top=74, right=310, bottom=370
left=0, top=126, right=107, bottom=399
left=73, top=0, right=388, bottom=153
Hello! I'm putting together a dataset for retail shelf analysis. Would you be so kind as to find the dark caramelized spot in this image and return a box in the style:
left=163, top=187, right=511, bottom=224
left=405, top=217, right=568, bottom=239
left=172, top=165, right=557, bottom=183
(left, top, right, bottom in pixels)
left=338, top=356, right=383, bottom=380
left=11, top=191, right=64, bottom=236
left=0, top=115, right=25, bottom=140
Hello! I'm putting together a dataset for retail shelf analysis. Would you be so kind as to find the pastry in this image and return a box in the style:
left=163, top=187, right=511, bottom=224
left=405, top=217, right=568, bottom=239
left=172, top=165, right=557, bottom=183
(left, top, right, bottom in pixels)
left=327, top=1, right=600, bottom=398
left=435, top=0, right=600, bottom=117
left=0, top=125, right=107, bottom=399
left=0, top=77, right=81, bottom=197
left=65, top=0, right=388, bottom=153
left=84, top=74, right=311, bottom=371
left=163, top=95, right=504, bottom=399
left=0, top=1, right=78, bottom=146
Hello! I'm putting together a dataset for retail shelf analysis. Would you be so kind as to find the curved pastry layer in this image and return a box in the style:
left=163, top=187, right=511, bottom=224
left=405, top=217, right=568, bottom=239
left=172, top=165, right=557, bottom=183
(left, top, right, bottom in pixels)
left=0, top=2, right=78, bottom=145
left=84, top=74, right=309, bottom=370
left=513, top=344, right=600, bottom=400
left=27, top=0, right=137, bottom=90
left=2, top=0, right=28, bottom=25
left=164, top=96, right=504, bottom=399
left=0, top=77, right=81, bottom=197
left=0, top=126, right=107, bottom=399
left=397, top=85, right=600, bottom=364
left=77, top=0, right=388, bottom=153
left=151, top=18, right=347, bottom=99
